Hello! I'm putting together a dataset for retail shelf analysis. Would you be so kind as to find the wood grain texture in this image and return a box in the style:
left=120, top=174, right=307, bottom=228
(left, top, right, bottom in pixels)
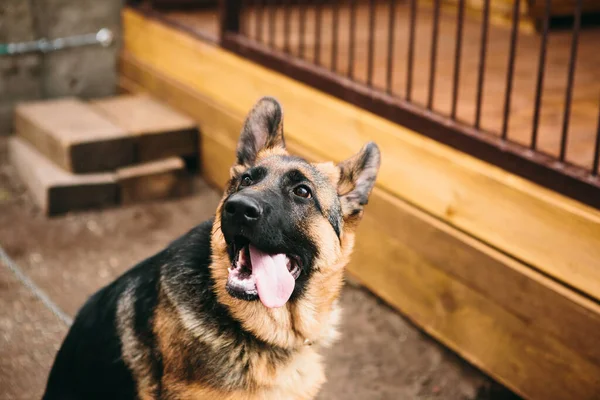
left=116, top=157, right=191, bottom=204
left=528, top=0, right=600, bottom=18
left=15, top=98, right=135, bottom=173
left=91, top=94, right=198, bottom=162
left=8, top=137, right=117, bottom=215
left=121, top=10, right=600, bottom=304
left=119, top=53, right=600, bottom=399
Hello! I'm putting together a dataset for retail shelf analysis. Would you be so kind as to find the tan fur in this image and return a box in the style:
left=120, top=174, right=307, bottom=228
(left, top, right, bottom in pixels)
left=116, top=280, right=157, bottom=399
left=314, top=162, right=341, bottom=187
left=164, top=347, right=324, bottom=400
left=185, top=146, right=361, bottom=399
left=155, top=270, right=329, bottom=399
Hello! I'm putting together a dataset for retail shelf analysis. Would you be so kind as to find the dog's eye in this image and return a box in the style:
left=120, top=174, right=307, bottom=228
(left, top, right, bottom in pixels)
left=293, top=185, right=311, bottom=199
left=240, top=175, right=253, bottom=187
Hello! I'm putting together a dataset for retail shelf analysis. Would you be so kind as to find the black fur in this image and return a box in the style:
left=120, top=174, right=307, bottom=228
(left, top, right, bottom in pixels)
left=236, top=97, right=284, bottom=166
left=43, top=270, right=141, bottom=400
left=43, top=219, right=288, bottom=400
left=221, top=162, right=321, bottom=302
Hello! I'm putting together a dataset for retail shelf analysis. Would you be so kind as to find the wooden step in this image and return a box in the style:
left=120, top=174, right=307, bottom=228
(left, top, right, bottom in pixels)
left=15, top=95, right=198, bottom=174
left=15, top=98, right=135, bottom=173
left=116, top=157, right=192, bottom=204
left=9, top=135, right=193, bottom=215
left=8, top=137, right=118, bottom=216
left=91, top=94, right=198, bottom=162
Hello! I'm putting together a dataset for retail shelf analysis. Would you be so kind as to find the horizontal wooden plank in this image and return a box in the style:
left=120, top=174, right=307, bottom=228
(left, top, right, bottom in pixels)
left=91, top=94, right=198, bottom=162
left=8, top=137, right=117, bottom=215
left=117, top=75, right=144, bottom=94
left=15, top=98, right=135, bottom=173
left=121, top=9, right=600, bottom=303
left=116, top=157, right=192, bottom=204
left=528, top=0, right=600, bottom=18
left=119, top=54, right=600, bottom=399
left=349, top=190, right=600, bottom=400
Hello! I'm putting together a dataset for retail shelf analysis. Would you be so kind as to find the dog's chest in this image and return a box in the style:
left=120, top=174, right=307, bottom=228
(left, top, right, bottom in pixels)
left=163, top=346, right=325, bottom=400
left=253, top=345, right=326, bottom=399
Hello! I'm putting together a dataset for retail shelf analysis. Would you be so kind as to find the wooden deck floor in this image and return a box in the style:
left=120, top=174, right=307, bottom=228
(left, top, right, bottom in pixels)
left=153, top=1, right=600, bottom=170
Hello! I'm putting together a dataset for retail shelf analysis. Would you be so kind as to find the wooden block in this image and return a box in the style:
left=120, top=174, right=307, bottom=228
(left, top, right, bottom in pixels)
left=349, top=188, right=600, bottom=400
left=8, top=137, right=117, bottom=216
left=116, top=157, right=192, bottom=204
left=14, top=98, right=135, bottom=173
left=91, top=94, right=198, bottom=162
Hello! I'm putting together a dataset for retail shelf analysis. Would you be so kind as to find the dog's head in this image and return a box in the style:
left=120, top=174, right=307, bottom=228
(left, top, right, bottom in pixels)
left=212, top=97, right=380, bottom=310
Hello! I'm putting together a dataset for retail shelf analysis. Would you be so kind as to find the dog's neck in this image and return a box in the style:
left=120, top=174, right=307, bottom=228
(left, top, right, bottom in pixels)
left=208, top=227, right=355, bottom=350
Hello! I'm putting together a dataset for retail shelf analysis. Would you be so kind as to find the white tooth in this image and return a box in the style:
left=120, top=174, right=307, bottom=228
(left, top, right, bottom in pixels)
left=228, top=267, right=232, bottom=273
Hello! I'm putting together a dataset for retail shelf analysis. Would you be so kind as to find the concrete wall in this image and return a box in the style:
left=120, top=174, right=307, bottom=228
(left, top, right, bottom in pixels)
left=0, top=0, right=122, bottom=135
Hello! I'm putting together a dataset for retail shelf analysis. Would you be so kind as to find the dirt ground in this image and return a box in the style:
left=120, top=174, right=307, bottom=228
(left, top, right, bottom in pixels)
left=0, top=138, right=518, bottom=400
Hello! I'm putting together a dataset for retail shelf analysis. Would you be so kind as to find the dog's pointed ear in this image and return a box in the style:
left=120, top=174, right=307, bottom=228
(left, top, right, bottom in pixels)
left=236, top=97, right=286, bottom=166
left=337, top=142, right=381, bottom=220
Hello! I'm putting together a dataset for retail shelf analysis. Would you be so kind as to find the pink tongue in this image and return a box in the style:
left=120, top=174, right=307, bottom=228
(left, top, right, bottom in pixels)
left=249, top=245, right=295, bottom=308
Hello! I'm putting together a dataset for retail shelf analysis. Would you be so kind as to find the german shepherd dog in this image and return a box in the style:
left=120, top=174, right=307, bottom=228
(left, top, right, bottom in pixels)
left=43, top=97, right=380, bottom=400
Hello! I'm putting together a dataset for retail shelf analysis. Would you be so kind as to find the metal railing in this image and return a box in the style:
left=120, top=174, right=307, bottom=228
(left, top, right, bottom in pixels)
left=220, top=0, right=600, bottom=209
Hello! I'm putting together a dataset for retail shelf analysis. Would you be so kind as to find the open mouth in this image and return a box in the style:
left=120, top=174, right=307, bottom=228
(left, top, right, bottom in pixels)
left=226, top=236, right=302, bottom=308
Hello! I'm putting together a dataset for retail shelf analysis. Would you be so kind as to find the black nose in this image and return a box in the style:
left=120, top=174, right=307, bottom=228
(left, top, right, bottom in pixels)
left=223, top=195, right=262, bottom=225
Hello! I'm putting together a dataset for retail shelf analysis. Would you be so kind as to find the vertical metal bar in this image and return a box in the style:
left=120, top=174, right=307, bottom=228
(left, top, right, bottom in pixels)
left=240, top=0, right=246, bottom=37
left=474, top=0, right=490, bottom=129
left=220, top=0, right=242, bottom=40
left=406, top=0, right=417, bottom=101
left=315, top=0, right=322, bottom=65
left=348, top=0, right=357, bottom=79
left=283, top=0, right=291, bottom=53
left=386, top=0, right=396, bottom=94
left=299, top=0, right=306, bottom=58
left=451, top=0, right=465, bottom=119
left=427, top=0, right=441, bottom=110
left=268, top=0, right=276, bottom=48
left=593, top=101, right=600, bottom=175
left=367, top=0, right=376, bottom=86
left=255, top=0, right=263, bottom=42
left=331, top=0, right=339, bottom=72
left=531, top=0, right=551, bottom=150
left=500, top=0, right=521, bottom=139
left=559, top=0, right=583, bottom=162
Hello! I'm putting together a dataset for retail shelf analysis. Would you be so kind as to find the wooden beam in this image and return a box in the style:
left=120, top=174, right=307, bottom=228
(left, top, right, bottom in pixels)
left=116, top=157, right=192, bottom=204
left=8, top=137, right=117, bottom=215
left=91, top=94, right=198, bottom=162
left=15, top=98, right=135, bottom=173
left=121, top=9, right=600, bottom=304
left=527, top=0, right=600, bottom=19
left=120, top=52, right=600, bottom=400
